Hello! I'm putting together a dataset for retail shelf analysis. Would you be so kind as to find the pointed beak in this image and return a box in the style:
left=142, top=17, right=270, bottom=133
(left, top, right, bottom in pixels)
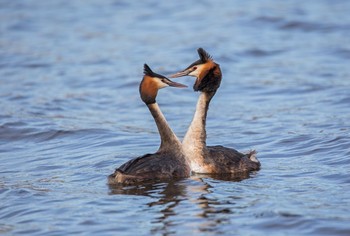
left=169, top=68, right=192, bottom=78
left=164, top=78, right=187, bottom=88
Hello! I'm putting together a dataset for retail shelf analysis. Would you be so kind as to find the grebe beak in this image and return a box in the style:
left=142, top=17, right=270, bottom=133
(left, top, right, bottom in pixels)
left=163, top=78, right=188, bottom=88
left=169, top=68, right=192, bottom=78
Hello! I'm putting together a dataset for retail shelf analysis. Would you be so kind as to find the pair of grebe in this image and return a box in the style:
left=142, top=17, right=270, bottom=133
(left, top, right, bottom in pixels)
left=109, top=48, right=260, bottom=184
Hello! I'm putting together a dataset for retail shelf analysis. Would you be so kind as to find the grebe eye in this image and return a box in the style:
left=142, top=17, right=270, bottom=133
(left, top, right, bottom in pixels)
left=193, top=66, right=197, bottom=70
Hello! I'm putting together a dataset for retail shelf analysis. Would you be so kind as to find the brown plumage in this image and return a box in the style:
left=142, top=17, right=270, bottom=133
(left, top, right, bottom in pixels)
left=108, top=64, right=191, bottom=185
left=170, top=48, right=260, bottom=174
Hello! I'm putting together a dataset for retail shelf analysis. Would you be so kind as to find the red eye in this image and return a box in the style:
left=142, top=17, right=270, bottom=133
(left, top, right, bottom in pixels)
left=193, top=66, right=197, bottom=70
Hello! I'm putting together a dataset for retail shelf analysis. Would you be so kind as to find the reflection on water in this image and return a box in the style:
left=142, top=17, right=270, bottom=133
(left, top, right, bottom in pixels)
left=108, top=173, right=259, bottom=235
left=110, top=180, right=189, bottom=234
left=1, top=0, right=350, bottom=235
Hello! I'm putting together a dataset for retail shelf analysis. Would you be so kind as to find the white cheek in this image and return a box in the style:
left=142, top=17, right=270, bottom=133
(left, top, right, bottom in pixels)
left=189, top=70, right=200, bottom=77
left=159, top=84, right=168, bottom=89
left=189, top=64, right=205, bottom=77
left=155, top=79, right=168, bottom=89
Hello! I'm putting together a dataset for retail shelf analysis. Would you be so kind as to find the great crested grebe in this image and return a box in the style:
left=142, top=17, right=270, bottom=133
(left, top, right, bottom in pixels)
left=170, top=48, right=260, bottom=174
left=108, top=64, right=191, bottom=184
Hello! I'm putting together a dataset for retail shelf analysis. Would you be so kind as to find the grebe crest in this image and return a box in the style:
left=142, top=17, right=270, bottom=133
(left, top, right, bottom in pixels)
left=140, top=64, right=186, bottom=104
left=170, top=48, right=221, bottom=93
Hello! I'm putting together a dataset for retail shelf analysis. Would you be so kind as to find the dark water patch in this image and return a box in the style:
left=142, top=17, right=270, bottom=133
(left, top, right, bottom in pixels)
left=255, top=210, right=302, bottom=219
left=193, top=172, right=254, bottom=182
left=331, top=48, right=350, bottom=59
left=0, top=53, right=52, bottom=69
left=254, top=16, right=284, bottom=24
left=252, top=86, right=319, bottom=98
left=0, top=114, right=12, bottom=119
left=0, top=124, right=37, bottom=142
left=7, top=94, right=30, bottom=101
left=318, top=72, right=336, bottom=78
left=216, top=55, right=238, bottom=63
left=333, top=96, right=350, bottom=106
left=309, top=221, right=350, bottom=236
left=275, top=134, right=350, bottom=162
left=81, top=58, right=113, bottom=66
left=31, top=164, right=66, bottom=172
left=280, top=21, right=333, bottom=32
left=253, top=16, right=350, bottom=33
left=323, top=154, right=350, bottom=167
left=108, top=179, right=189, bottom=197
left=254, top=215, right=316, bottom=235
left=18, top=63, right=52, bottom=69
left=322, top=172, right=350, bottom=185
left=238, top=48, right=286, bottom=58
left=0, top=124, right=111, bottom=143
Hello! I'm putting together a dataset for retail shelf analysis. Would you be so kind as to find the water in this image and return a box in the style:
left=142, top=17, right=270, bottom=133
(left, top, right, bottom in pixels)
left=1, top=0, right=350, bottom=235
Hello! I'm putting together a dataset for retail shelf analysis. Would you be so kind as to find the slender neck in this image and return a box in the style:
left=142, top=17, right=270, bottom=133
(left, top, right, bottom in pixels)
left=147, top=103, right=181, bottom=152
left=183, top=91, right=215, bottom=149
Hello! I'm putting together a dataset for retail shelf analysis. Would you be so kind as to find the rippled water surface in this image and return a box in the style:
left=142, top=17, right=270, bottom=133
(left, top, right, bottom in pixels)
left=1, top=1, right=350, bottom=235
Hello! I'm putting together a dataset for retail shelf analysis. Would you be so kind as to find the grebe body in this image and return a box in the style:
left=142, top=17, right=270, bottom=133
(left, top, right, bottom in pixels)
left=109, top=64, right=191, bottom=184
left=170, top=48, right=260, bottom=174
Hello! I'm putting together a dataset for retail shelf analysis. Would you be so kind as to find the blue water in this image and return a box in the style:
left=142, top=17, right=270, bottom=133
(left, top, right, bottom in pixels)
left=1, top=1, right=350, bottom=235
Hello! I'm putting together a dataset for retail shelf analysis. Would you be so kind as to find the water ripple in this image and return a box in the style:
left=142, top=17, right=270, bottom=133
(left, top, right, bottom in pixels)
left=1, top=1, right=350, bottom=235
left=253, top=16, right=350, bottom=33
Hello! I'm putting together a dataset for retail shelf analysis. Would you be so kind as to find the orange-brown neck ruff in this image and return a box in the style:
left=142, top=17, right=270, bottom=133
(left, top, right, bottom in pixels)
left=194, top=62, right=222, bottom=92
left=140, top=76, right=158, bottom=104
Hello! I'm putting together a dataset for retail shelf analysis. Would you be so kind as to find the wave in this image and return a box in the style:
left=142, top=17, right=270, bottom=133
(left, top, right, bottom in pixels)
left=253, top=16, right=350, bottom=33
left=0, top=123, right=110, bottom=143
left=238, top=48, right=286, bottom=58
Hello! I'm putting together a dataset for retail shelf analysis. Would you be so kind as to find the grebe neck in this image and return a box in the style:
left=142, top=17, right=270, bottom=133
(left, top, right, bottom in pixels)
left=147, top=103, right=182, bottom=152
left=183, top=91, right=215, bottom=150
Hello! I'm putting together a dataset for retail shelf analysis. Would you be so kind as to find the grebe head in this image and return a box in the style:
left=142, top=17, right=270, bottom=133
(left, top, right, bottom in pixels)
left=140, top=64, right=187, bottom=104
left=170, top=48, right=222, bottom=93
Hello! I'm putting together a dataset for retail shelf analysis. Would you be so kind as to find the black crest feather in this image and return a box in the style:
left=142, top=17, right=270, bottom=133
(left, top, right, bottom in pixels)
left=144, top=64, right=155, bottom=77
left=184, top=48, right=213, bottom=69
left=197, top=48, right=212, bottom=62
left=143, top=64, right=166, bottom=79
